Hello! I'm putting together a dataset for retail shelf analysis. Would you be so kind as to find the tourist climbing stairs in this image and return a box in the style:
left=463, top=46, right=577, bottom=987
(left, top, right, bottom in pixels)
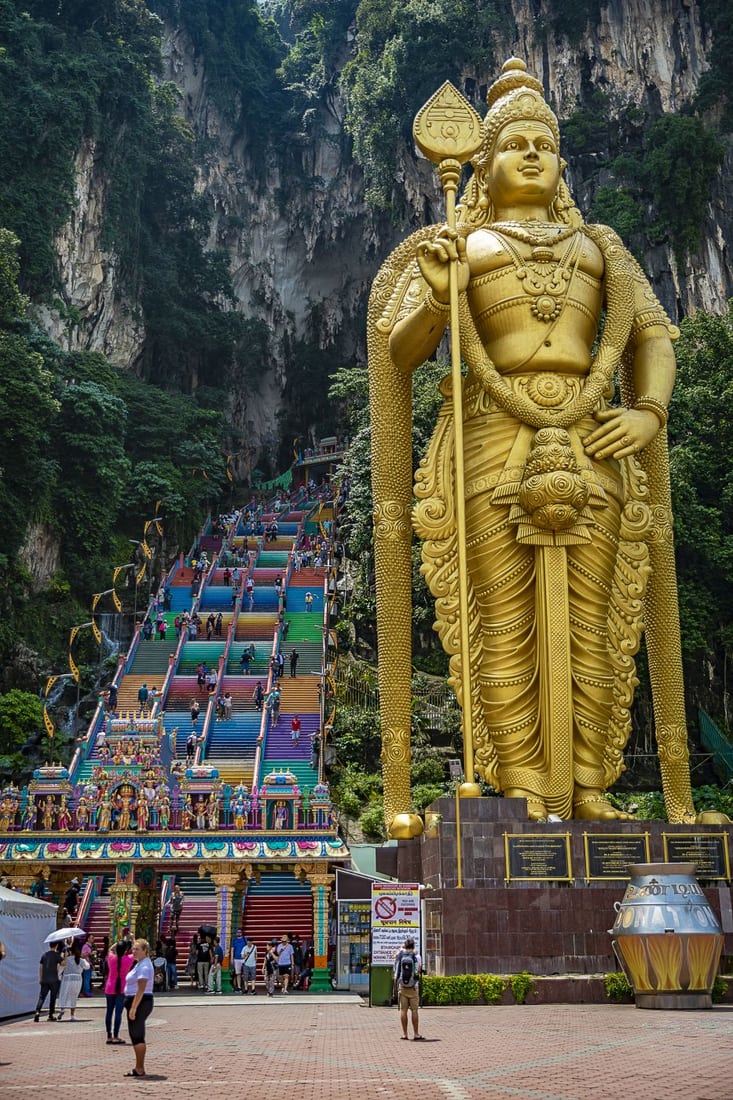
left=162, top=870, right=218, bottom=981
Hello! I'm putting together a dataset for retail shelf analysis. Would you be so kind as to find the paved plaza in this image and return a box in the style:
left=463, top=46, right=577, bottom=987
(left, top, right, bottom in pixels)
left=2, top=992, right=732, bottom=1099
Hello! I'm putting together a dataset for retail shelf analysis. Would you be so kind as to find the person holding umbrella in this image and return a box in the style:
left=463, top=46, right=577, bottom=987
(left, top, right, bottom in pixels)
left=57, top=939, right=89, bottom=1021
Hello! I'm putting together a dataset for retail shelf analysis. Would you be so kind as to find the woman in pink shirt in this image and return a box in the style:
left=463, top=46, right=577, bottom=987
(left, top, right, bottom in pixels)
left=104, top=939, right=134, bottom=1044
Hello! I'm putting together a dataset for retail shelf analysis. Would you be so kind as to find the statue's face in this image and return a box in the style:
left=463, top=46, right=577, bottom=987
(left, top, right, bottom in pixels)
left=487, top=120, right=560, bottom=211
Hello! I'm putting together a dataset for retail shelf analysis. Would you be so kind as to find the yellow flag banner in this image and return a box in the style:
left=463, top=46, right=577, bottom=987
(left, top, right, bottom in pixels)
left=43, top=705, right=55, bottom=740
left=45, top=676, right=58, bottom=697
left=69, top=651, right=80, bottom=682
left=112, top=590, right=122, bottom=612
left=69, top=626, right=79, bottom=647
left=91, top=621, right=102, bottom=645
left=91, top=592, right=102, bottom=612
left=136, top=562, right=147, bottom=586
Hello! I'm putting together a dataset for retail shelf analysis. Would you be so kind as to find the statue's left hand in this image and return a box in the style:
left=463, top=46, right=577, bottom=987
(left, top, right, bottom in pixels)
left=583, top=408, right=659, bottom=460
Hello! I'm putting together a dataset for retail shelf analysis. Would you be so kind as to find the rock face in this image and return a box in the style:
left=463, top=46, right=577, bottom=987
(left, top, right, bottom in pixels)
left=18, top=523, right=61, bottom=593
left=40, top=4, right=733, bottom=446
left=35, top=138, right=144, bottom=367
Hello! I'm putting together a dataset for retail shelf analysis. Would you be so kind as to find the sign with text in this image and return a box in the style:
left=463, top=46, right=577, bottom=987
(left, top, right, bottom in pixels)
left=583, top=833, right=650, bottom=880
left=662, top=833, right=731, bottom=880
left=371, top=882, right=421, bottom=965
left=504, top=833, right=572, bottom=882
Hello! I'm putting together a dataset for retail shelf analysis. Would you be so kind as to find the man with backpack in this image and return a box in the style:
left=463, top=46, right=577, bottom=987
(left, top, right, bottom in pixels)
left=393, top=937, right=424, bottom=1041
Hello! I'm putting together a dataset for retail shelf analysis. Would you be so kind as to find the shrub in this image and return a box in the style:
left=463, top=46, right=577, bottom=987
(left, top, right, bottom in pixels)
left=712, top=975, right=727, bottom=1004
left=478, top=973, right=506, bottom=1005
left=604, top=971, right=634, bottom=1002
left=508, top=971, right=535, bottom=1005
left=421, top=973, right=506, bottom=1005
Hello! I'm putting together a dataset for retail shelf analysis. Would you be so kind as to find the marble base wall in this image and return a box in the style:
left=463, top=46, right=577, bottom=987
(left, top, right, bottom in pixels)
left=377, top=796, right=733, bottom=976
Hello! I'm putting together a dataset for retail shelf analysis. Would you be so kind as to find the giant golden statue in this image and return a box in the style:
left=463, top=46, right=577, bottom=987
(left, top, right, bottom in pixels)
left=369, top=59, right=701, bottom=837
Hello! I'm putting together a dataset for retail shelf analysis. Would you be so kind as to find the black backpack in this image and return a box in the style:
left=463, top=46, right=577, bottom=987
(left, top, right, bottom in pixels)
left=399, top=952, right=417, bottom=987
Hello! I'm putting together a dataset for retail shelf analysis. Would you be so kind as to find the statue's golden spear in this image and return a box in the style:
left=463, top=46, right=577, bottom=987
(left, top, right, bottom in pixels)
left=413, top=83, right=483, bottom=798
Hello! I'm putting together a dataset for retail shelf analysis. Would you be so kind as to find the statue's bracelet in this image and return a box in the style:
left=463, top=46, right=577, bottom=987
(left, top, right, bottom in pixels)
left=633, top=396, right=668, bottom=427
left=424, top=291, right=451, bottom=317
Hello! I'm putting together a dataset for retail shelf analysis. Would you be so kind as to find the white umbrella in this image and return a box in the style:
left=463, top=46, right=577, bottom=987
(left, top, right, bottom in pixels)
left=44, top=927, right=85, bottom=944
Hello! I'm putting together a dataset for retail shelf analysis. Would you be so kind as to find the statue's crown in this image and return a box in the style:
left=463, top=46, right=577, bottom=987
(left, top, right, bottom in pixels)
left=479, top=58, right=560, bottom=161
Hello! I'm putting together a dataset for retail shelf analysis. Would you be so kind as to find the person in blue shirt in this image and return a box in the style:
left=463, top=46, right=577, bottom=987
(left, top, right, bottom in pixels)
left=230, top=929, right=247, bottom=994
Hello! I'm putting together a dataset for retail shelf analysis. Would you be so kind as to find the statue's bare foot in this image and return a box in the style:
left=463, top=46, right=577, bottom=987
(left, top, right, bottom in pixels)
left=505, top=789, right=547, bottom=821
left=573, top=790, right=633, bottom=821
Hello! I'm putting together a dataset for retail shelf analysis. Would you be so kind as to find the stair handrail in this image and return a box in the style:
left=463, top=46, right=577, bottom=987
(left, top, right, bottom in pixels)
left=251, top=622, right=279, bottom=790
left=158, top=873, right=175, bottom=937
left=75, top=874, right=100, bottom=931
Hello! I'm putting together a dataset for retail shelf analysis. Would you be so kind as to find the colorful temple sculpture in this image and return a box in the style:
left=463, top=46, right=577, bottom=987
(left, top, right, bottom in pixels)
left=0, top=493, right=347, bottom=990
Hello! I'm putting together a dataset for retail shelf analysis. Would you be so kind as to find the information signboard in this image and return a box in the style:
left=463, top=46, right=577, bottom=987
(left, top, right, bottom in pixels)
left=370, top=882, right=421, bottom=965
left=583, top=833, right=650, bottom=880
left=504, top=833, right=572, bottom=882
left=662, top=833, right=731, bottom=880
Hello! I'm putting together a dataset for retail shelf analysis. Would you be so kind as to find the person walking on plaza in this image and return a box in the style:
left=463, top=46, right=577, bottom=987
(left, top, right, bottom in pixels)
left=304, top=591, right=314, bottom=613
left=123, top=938, right=155, bottom=1078
left=276, top=934, right=294, bottom=994
left=241, top=938, right=257, bottom=995
left=105, top=938, right=133, bottom=1045
left=81, top=934, right=95, bottom=997
left=207, top=937, right=224, bottom=994
left=230, top=928, right=247, bottom=993
left=263, top=939, right=278, bottom=997
left=291, top=715, right=301, bottom=746
left=289, top=648, right=299, bottom=677
left=393, top=937, right=424, bottom=1041
left=164, top=937, right=178, bottom=991
left=57, top=940, right=89, bottom=1021
left=34, top=942, right=63, bottom=1022
left=196, top=935, right=211, bottom=991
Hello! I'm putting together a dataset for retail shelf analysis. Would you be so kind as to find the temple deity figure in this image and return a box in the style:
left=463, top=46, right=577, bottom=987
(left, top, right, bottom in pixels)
left=56, top=797, right=72, bottom=831
left=369, top=58, right=703, bottom=833
left=75, top=796, right=90, bottom=831
left=41, top=795, right=56, bottom=831
left=97, top=793, right=112, bottom=833
left=206, top=790, right=220, bottom=830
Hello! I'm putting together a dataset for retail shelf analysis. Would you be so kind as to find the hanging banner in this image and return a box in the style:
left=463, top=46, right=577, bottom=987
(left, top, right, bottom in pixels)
left=43, top=705, right=55, bottom=741
left=370, top=882, right=421, bottom=965
left=112, top=590, right=122, bottom=612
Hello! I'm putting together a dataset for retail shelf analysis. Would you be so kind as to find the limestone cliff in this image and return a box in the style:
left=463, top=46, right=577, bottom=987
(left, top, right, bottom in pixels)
left=38, top=1, right=732, bottom=460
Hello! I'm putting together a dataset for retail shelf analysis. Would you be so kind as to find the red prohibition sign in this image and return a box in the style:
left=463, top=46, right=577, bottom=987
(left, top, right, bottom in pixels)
left=374, top=896, right=397, bottom=920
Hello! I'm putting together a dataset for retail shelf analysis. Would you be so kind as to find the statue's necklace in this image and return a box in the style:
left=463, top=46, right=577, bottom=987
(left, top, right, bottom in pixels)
left=492, top=221, right=578, bottom=248
left=495, top=228, right=582, bottom=323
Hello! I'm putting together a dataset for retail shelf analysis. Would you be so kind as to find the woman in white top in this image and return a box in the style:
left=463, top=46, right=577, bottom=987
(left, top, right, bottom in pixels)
left=123, top=938, right=155, bottom=1078
left=57, top=941, right=89, bottom=1021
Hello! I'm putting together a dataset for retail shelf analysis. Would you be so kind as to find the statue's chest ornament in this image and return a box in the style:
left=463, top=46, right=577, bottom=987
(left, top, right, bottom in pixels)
left=493, top=223, right=582, bottom=323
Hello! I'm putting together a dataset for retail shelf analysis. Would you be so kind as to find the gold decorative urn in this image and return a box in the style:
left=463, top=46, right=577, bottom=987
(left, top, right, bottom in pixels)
left=610, top=863, right=723, bottom=1009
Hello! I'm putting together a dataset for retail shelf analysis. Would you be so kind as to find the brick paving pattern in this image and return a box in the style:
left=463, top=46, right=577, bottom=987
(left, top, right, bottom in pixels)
left=2, top=993, right=732, bottom=1099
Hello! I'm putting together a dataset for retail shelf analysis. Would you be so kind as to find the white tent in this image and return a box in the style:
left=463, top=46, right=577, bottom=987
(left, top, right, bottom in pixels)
left=0, top=885, right=59, bottom=1018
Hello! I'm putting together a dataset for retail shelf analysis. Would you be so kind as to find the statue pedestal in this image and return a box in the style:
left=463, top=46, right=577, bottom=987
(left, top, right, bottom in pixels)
left=376, top=797, right=733, bottom=979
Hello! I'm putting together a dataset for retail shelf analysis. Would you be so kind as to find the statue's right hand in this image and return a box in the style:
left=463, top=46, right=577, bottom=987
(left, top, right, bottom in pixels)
left=416, top=230, right=469, bottom=302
